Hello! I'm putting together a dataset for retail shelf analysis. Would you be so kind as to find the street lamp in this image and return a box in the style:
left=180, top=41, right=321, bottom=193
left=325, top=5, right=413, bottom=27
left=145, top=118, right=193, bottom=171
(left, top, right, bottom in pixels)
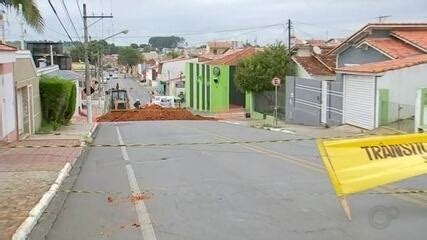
left=84, top=26, right=128, bottom=124
left=102, top=30, right=129, bottom=41
left=98, top=29, right=129, bottom=76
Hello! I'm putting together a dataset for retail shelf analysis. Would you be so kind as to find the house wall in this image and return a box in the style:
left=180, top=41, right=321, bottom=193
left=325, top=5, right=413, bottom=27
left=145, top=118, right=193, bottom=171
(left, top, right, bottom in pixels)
left=0, top=65, right=17, bottom=141
left=185, top=62, right=230, bottom=112
left=337, top=46, right=389, bottom=67
left=377, top=63, right=427, bottom=122
left=15, top=53, right=42, bottom=133
left=185, top=63, right=191, bottom=108
left=159, top=58, right=198, bottom=96
left=209, top=65, right=229, bottom=112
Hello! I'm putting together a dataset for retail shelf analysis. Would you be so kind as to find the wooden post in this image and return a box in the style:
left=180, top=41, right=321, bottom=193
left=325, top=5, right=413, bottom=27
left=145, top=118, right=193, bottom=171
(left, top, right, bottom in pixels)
left=338, top=196, right=352, bottom=221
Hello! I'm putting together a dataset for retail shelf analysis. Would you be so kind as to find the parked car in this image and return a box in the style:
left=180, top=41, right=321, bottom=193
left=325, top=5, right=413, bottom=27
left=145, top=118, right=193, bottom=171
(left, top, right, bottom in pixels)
left=152, top=96, right=181, bottom=108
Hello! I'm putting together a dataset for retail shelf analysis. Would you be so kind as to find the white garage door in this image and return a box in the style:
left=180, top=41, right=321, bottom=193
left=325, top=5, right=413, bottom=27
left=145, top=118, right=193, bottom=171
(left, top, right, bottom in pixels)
left=344, top=75, right=376, bottom=129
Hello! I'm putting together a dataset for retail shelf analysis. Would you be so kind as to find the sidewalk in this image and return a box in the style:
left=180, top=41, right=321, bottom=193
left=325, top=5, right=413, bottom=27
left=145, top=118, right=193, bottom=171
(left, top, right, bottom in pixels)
left=217, top=116, right=403, bottom=139
left=0, top=110, right=99, bottom=239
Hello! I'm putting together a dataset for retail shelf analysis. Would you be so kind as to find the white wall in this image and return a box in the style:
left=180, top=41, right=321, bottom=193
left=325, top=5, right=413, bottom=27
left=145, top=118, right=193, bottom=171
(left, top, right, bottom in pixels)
left=377, top=63, right=427, bottom=120
left=0, top=52, right=16, bottom=64
left=159, top=58, right=198, bottom=82
left=159, top=58, right=198, bottom=96
left=1, top=72, right=16, bottom=138
left=294, top=62, right=312, bottom=79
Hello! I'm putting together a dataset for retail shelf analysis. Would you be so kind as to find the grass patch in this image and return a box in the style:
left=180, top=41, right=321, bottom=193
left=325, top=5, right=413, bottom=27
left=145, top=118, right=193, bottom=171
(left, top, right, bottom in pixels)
left=36, top=120, right=57, bottom=134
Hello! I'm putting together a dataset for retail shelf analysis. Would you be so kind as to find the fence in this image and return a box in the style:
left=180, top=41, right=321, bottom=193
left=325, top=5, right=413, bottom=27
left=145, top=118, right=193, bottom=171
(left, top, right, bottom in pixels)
left=380, top=100, right=415, bottom=132
left=326, top=80, right=343, bottom=126
left=253, top=86, right=286, bottom=120
left=250, top=76, right=345, bottom=126
left=285, top=76, right=322, bottom=126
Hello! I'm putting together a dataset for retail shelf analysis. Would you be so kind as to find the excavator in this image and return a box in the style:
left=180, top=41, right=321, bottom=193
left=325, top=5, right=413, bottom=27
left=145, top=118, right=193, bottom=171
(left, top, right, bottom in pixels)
left=105, top=84, right=130, bottom=111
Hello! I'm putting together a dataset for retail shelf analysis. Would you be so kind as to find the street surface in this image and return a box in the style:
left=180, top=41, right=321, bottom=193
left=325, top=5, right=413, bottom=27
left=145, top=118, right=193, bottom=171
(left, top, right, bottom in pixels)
left=106, top=74, right=152, bottom=106
left=39, top=120, right=426, bottom=240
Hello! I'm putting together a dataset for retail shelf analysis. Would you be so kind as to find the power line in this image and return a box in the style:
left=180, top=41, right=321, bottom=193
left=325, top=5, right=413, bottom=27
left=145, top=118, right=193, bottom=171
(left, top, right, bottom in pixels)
left=75, top=0, right=83, bottom=18
left=45, top=25, right=69, bottom=38
left=112, top=22, right=285, bottom=39
left=61, top=0, right=81, bottom=41
left=48, top=0, right=78, bottom=47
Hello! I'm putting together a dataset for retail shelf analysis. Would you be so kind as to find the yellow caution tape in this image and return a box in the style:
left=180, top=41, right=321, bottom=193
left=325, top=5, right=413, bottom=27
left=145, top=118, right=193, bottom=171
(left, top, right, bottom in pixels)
left=317, top=133, right=427, bottom=197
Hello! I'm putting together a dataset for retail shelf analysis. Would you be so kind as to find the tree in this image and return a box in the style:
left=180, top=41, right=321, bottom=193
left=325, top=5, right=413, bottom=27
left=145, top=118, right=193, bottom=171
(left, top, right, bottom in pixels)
left=148, top=36, right=184, bottom=49
left=130, top=43, right=139, bottom=49
left=69, top=41, right=101, bottom=64
left=118, top=47, right=143, bottom=72
left=166, top=49, right=180, bottom=59
left=139, top=43, right=154, bottom=52
left=235, top=43, right=295, bottom=92
left=69, top=40, right=121, bottom=63
left=1, top=0, right=44, bottom=32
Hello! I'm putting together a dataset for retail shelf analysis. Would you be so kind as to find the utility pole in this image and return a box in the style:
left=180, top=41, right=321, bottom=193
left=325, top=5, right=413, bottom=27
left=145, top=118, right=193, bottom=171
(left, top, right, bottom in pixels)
left=19, top=4, right=25, bottom=50
left=83, top=3, right=112, bottom=124
left=288, top=19, right=292, bottom=52
left=83, top=4, right=92, bottom=124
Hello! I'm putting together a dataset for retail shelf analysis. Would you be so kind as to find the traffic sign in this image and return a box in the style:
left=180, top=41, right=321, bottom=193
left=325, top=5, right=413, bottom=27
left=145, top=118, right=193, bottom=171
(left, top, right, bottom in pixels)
left=271, top=77, right=281, bottom=127
left=272, top=77, right=281, bottom=86
left=83, top=87, right=95, bottom=94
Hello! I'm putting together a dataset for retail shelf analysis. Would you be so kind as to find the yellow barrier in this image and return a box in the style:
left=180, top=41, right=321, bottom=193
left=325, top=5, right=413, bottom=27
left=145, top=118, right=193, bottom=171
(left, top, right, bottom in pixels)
left=317, top=133, right=427, bottom=220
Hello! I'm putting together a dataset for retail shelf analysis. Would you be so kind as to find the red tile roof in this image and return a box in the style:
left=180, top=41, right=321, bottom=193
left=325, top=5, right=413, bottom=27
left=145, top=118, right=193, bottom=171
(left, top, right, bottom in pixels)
left=316, top=54, right=336, bottom=70
left=306, top=39, right=326, bottom=45
left=293, top=56, right=335, bottom=76
left=391, top=30, right=427, bottom=51
left=207, top=41, right=232, bottom=49
left=328, top=23, right=427, bottom=55
left=363, top=37, right=423, bottom=58
left=0, top=44, right=17, bottom=51
left=207, top=48, right=258, bottom=65
left=335, top=54, right=427, bottom=74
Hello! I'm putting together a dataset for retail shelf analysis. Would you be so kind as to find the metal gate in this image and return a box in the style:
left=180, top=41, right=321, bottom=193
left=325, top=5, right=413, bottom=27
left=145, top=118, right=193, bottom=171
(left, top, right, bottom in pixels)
left=285, top=76, right=322, bottom=126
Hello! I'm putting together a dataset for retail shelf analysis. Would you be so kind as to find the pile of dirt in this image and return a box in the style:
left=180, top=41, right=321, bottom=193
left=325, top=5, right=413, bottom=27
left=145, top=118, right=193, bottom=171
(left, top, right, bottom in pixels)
left=97, top=105, right=214, bottom=122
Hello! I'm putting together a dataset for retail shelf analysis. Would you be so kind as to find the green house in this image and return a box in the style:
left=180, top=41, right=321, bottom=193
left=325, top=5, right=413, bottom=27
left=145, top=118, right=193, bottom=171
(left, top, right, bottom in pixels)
left=185, top=48, right=256, bottom=112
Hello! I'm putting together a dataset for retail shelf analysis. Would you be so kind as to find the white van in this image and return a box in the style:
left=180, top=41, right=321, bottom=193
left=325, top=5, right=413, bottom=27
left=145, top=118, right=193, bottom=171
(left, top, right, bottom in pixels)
left=152, top=96, right=182, bottom=108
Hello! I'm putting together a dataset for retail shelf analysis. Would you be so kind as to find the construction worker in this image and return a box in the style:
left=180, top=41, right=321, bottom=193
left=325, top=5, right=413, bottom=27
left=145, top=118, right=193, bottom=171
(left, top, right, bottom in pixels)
left=134, top=99, right=141, bottom=109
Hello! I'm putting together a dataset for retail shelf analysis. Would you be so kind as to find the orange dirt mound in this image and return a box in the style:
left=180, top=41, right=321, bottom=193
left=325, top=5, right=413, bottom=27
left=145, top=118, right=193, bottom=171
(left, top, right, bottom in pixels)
left=97, top=105, right=214, bottom=122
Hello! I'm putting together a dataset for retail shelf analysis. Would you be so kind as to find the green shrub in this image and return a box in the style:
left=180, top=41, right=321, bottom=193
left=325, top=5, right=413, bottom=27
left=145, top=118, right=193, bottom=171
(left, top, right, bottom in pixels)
left=64, top=83, right=76, bottom=121
left=39, top=75, right=76, bottom=129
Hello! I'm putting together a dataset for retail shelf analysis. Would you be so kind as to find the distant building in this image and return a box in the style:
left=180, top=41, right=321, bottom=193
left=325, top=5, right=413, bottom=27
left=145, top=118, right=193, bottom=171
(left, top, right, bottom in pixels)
left=26, top=41, right=72, bottom=70
left=206, top=41, right=232, bottom=55
left=157, top=58, right=198, bottom=97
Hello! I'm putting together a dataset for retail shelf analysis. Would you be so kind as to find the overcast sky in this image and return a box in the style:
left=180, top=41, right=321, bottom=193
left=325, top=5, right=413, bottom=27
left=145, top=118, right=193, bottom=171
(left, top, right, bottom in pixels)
left=4, top=0, right=427, bottom=46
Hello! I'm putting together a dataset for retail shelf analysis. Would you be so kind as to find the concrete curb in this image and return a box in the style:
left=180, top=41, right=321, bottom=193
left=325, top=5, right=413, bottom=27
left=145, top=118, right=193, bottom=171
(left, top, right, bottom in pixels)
left=252, top=125, right=296, bottom=134
left=12, top=163, right=72, bottom=240
left=87, top=123, right=99, bottom=139
left=217, top=120, right=241, bottom=125
left=12, top=123, right=100, bottom=240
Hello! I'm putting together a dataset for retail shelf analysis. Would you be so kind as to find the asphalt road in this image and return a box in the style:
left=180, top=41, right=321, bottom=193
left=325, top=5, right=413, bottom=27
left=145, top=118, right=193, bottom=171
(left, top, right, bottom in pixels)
left=106, top=74, right=152, bottom=106
left=40, top=121, right=426, bottom=240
